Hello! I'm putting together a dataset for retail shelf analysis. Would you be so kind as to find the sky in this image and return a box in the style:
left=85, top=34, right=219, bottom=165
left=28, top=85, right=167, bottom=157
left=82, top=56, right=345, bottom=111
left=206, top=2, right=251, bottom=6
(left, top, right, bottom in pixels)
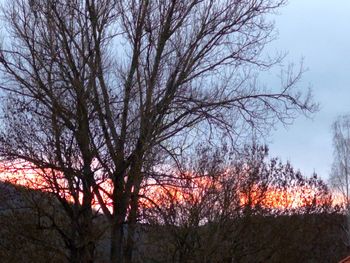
left=266, top=0, right=350, bottom=179
left=0, top=0, right=348, bottom=181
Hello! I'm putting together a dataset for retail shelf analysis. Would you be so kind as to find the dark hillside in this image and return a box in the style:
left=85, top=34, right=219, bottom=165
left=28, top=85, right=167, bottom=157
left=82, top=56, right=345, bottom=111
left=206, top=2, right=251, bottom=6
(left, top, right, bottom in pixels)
left=138, top=213, right=349, bottom=263
left=0, top=182, right=349, bottom=262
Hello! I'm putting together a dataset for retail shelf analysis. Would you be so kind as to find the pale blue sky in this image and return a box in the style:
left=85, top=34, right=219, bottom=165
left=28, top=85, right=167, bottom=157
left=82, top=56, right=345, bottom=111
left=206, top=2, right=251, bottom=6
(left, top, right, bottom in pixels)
left=0, top=0, right=347, bottom=179
left=267, top=0, right=350, bottom=179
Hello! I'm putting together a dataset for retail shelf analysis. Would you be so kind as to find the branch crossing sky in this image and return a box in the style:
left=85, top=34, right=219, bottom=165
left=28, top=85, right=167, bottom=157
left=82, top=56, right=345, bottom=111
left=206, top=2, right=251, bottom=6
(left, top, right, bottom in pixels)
left=267, top=0, right=350, bottom=179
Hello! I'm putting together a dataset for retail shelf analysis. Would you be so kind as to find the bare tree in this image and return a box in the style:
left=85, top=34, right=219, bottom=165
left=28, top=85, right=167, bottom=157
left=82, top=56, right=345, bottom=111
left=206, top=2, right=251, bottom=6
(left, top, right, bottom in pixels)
left=329, top=115, right=350, bottom=246
left=330, top=116, right=350, bottom=205
left=140, top=145, right=333, bottom=263
left=0, top=0, right=113, bottom=261
left=0, top=0, right=317, bottom=262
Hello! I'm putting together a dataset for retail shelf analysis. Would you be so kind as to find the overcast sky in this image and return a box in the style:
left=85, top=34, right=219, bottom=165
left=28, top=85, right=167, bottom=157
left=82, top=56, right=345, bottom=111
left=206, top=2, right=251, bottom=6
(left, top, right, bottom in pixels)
left=0, top=0, right=347, bottom=180
left=266, top=0, right=350, bottom=179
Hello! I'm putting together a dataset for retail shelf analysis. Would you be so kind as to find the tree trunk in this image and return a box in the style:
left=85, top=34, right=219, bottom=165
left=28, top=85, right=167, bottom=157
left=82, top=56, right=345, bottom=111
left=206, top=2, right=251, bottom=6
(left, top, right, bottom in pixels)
left=125, top=180, right=142, bottom=263
left=79, top=216, right=95, bottom=263
left=124, top=223, right=135, bottom=263
left=68, top=217, right=95, bottom=263
left=69, top=242, right=95, bottom=263
left=110, top=220, right=125, bottom=263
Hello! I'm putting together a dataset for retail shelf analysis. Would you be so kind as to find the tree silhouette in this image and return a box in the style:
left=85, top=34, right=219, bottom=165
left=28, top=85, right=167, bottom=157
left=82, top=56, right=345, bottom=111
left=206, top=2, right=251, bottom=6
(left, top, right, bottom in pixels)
left=0, top=1, right=316, bottom=262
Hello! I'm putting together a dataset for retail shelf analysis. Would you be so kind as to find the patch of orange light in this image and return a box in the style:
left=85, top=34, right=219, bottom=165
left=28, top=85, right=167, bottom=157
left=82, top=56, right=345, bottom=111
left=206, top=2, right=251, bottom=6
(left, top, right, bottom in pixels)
left=140, top=170, right=333, bottom=211
left=0, top=163, right=336, bottom=212
left=240, top=186, right=330, bottom=209
left=140, top=171, right=217, bottom=209
left=0, top=161, right=114, bottom=212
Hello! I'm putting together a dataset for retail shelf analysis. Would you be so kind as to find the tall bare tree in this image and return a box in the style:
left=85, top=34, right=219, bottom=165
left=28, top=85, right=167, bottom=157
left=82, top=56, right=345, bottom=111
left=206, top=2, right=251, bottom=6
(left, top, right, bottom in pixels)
left=329, top=115, right=350, bottom=246
left=330, top=115, right=350, bottom=206
left=0, top=0, right=316, bottom=262
left=0, top=0, right=114, bottom=261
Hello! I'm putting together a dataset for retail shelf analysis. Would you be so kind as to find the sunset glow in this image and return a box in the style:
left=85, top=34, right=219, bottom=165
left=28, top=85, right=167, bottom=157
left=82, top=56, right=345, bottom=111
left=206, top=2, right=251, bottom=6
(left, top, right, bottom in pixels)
left=0, top=161, right=114, bottom=211
left=0, top=163, right=336, bottom=212
left=139, top=170, right=334, bottom=212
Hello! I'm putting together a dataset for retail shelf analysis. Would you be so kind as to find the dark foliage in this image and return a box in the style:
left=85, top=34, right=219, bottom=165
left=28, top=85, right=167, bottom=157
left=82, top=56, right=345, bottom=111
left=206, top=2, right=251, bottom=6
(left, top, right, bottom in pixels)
left=138, top=213, right=348, bottom=263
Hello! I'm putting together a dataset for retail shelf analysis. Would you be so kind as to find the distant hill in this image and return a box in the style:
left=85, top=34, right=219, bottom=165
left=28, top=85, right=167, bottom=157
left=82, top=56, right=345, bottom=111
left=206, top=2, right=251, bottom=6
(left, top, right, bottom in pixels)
left=0, top=181, right=349, bottom=263
left=137, top=213, right=350, bottom=263
left=0, top=181, right=68, bottom=262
